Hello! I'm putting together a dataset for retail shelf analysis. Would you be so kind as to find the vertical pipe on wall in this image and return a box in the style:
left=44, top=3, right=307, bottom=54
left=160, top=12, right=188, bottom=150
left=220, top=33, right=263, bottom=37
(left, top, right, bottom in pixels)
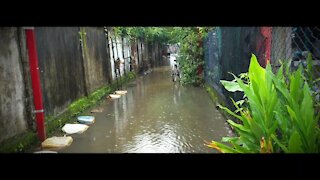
left=261, top=27, right=272, bottom=67
left=24, top=27, right=46, bottom=142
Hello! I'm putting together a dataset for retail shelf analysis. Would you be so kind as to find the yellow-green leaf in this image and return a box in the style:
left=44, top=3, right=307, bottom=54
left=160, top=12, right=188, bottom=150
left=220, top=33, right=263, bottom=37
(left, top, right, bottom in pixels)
left=288, top=131, right=303, bottom=153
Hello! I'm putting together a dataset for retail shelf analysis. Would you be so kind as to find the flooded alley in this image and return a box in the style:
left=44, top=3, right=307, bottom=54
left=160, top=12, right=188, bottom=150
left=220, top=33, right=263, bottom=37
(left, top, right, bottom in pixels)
left=58, top=66, right=231, bottom=153
left=2, top=27, right=320, bottom=155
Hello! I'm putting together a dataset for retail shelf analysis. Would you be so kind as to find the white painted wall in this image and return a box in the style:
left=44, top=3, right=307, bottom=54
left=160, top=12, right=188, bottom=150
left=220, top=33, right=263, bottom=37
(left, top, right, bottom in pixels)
left=108, top=31, right=132, bottom=80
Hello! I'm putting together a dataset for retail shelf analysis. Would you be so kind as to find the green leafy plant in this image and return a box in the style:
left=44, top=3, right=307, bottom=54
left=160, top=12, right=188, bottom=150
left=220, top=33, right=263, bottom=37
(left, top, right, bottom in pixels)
left=113, top=27, right=213, bottom=86
left=207, top=54, right=320, bottom=153
left=172, top=27, right=212, bottom=85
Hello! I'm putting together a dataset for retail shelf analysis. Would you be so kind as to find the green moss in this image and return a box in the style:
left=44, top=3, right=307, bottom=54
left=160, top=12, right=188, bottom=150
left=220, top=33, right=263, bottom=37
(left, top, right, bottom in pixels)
left=205, top=84, right=219, bottom=103
left=0, top=72, right=136, bottom=153
left=205, top=84, right=225, bottom=106
left=45, top=71, right=136, bottom=136
left=0, top=131, right=37, bottom=153
left=204, top=84, right=232, bottom=120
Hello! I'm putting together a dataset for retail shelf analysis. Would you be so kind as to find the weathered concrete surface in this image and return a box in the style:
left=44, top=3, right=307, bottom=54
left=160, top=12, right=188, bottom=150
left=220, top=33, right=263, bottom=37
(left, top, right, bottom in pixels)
left=17, top=28, right=36, bottom=130
left=35, top=27, right=86, bottom=116
left=271, top=27, right=292, bottom=68
left=0, top=27, right=28, bottom=143
left=0, top=27, right=167, bottom=145
left=82, top=27, right=111, bottom=94
left=130, top=40, right=139, bottom=72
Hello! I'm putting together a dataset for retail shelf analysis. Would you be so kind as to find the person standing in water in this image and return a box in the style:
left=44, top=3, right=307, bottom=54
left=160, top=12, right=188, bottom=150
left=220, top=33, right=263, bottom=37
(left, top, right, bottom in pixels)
left=172, top=60, right=180, bottom=82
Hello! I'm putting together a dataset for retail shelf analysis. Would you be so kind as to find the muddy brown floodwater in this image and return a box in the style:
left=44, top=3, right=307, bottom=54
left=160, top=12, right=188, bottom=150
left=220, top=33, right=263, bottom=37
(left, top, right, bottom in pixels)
left=57, top=66, right=232, bottom=153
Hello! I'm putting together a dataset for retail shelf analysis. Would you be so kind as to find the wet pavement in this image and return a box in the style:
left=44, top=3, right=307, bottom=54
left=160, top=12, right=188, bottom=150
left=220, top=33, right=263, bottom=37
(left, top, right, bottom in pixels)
left=57, top=66, right=232, bottom=153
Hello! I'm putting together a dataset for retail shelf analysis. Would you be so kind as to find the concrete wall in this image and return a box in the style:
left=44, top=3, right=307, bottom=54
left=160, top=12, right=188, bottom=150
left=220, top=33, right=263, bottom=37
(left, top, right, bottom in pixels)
left=0, top=27, right=166, bottom=144
left=35, top=27, right=86, bottom=116
left=82, top=27, right=111, bottom=93
left=130, top=40, right=139, bottom=72
left=0, top=28, right=28, bottom=143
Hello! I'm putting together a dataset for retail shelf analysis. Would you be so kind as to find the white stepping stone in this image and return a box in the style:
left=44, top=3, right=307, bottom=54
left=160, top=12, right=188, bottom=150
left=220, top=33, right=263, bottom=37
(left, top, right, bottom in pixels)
left=41, top=136, right=73, bottom=148
left=77, top=116, right=95, bottom=125
left=109, top=94, right=121, bottom=99
left=62, top=123, right=89, bottom=134
left=115, top=90, right=127, bottom=95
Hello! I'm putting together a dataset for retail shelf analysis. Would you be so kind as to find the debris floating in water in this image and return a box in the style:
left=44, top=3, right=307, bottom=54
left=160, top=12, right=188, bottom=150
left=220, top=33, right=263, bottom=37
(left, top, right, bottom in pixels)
left=90, top=107, right=104, bottom=113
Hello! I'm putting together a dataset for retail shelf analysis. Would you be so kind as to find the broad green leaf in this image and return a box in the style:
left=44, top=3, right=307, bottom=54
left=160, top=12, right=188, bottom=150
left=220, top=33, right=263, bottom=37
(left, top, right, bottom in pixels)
left=268, top=120, right=279, bottom=137
left=217, top=105, right=243, bottom=122
left=301, top=83, right=313, bottom=127
left=290, top=69, right=303, bottom=104
left=286, top=105, right=298, bottom=124
left=301, top=83, right=317, bottom=151
left=207, top=141, right=241, bottom=153
left=209, top=53, right=320, bottom=153
left=234, top=76, right=265, bottom=127
left=286, top=105, right=308, bottom=148
left=249, top=54, right=266, bottom=86
left=235, top=108, right=244, bottom=114
left=222, top=137, right=239, bottom=143
left=274, top=110, right=289, bottom=135
left=231, top=141, right=253, bottom=153
left=236, top=100, right=245, bottom=106
left=273, top=77, right=293, bottom=106
left=227, top=120, right=251, bottom=133
left=265, top=63, right=274, bottom=93
left=288, top=131, right=303, bottom=153
left=238, top=110, right=253, bottom=133
left=239, top=135, right=260, bottom=151
left=249, top=103, right=266, bottom=131
left=220, top=80, right=243, bottom=92
left=239, top=73, right=249, bottom=80
left=251, top=80, right=263, bottom=105
left=230, top=98, right=243, bottom=112
left=266, top=92, right=279, bottom=128
left=271, top=134, right=289, bottom=153
left=249, top=119, right=264, bottom=141
left=276, top=65, right=284, bottom=80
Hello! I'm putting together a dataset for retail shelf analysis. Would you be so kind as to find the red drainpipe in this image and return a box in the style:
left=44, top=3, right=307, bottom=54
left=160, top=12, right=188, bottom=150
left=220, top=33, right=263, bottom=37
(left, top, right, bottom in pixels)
left=25, top=27, right=46, bottom=142
left=260, top=27, right=272, bottom=67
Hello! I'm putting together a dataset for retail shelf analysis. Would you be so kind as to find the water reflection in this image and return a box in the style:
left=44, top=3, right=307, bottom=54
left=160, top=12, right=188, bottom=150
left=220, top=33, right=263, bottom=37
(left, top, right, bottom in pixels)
left=58, top=67, right=232, bottom=153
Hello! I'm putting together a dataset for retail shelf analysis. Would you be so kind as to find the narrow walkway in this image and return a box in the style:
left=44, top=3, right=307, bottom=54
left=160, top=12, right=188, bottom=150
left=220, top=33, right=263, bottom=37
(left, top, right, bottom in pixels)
left=58, top=66, right=232, bottom=153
